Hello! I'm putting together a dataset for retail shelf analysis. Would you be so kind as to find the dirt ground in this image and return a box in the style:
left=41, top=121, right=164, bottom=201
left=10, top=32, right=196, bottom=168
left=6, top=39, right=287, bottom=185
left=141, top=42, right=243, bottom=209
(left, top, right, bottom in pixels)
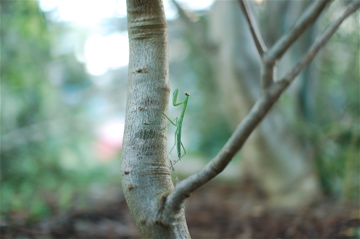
left=1, top=182, right=359, bottom=239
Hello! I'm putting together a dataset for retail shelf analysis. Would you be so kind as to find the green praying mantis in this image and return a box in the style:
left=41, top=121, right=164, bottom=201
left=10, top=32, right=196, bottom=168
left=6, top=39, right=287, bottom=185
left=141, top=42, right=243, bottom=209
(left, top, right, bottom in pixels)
left=147, top=89, right=190, bottom=164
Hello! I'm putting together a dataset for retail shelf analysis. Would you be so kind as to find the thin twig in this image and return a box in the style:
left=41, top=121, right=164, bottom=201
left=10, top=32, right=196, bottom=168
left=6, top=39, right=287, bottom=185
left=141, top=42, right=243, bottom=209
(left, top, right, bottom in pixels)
left=280, top=0, right=360, bottom=84
left=265, top=0, right=330, bottom=64
left=238, top=0, right=267, bottom=56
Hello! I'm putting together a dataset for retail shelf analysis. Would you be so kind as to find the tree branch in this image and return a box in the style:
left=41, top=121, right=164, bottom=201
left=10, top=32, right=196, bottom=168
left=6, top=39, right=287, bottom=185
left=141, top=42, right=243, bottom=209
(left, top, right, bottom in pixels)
left=165, top=0, right=360, bottom=215
left=238, top=0, right=267, bottom=56
left=264, top=0, right=330, bottom=65
left=280, top=0, right=360, bottom=84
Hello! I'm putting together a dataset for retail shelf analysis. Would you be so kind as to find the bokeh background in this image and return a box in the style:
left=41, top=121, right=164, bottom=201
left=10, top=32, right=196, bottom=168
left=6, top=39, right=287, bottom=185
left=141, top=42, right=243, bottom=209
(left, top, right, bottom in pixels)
left=1, top=0, right=359, bottom=231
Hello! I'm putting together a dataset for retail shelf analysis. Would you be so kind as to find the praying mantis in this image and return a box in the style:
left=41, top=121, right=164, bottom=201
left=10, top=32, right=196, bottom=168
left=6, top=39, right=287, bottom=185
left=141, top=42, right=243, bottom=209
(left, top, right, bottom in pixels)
left=147, top=89, right=190, bottom=164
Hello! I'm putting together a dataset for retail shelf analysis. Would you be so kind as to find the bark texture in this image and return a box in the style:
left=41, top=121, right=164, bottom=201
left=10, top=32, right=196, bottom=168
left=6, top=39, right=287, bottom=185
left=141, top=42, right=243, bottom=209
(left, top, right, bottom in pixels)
left=121, top=0, right=189, bottom=238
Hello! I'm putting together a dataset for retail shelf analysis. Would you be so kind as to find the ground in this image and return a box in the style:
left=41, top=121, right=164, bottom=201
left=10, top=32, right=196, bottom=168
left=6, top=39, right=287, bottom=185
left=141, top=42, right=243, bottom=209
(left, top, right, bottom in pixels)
left=1, top=182, right=359, bottom=239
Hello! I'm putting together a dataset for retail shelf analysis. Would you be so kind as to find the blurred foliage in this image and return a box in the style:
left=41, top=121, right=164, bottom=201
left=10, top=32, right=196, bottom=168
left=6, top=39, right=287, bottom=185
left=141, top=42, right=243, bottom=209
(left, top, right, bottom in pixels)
left=0, top=0, right=119, bottom=222
left=312, top=13, right=360, bottom=202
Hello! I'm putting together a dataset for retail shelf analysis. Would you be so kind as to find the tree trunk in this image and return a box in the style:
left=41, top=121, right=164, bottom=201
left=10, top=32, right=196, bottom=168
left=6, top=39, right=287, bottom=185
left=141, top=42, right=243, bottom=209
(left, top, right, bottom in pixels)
left=121, top=0, right=190, bottom=238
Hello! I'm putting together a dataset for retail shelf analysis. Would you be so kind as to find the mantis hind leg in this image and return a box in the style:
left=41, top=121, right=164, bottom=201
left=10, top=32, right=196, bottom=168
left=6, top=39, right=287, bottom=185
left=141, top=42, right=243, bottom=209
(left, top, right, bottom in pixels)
left=173, top=142, right=186, bottom=165
left=180, top=141, right=186, bottom=158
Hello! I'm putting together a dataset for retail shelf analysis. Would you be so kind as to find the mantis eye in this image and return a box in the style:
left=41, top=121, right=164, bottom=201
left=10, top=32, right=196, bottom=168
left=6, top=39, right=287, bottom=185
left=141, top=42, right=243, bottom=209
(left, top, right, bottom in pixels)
left=185, top=92, right=190, bottom=96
